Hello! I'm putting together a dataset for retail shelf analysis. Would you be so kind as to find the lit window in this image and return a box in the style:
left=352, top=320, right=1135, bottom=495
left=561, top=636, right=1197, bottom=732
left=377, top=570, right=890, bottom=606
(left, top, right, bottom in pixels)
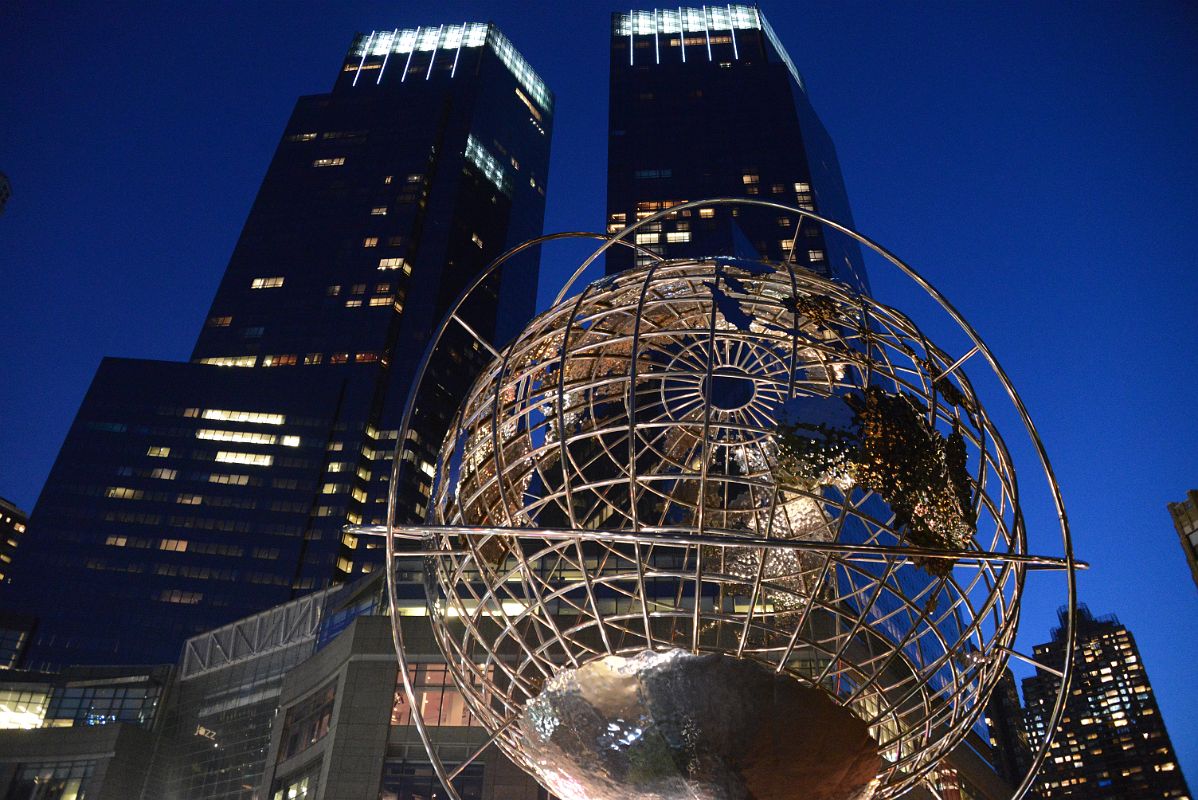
left=807, top=249, right=825, bottom=263
left=105, top=487, right=143, bottom=500
left=304, top=353, right=323, bottom=365
left=197, top=356, right=256, bottom=368
left=383, top=175, right=393, bottom=184
left=666, top=231, right=691, bottom=243
left=635, top=232, right=659, bottom=245
left=345, top=299, right=363, bottom=308
left=215, top=451, right=273, bottom=466
left=197, top=429, right=277, bottom=445
left=281, top=435, right=301, bottom=447
left=375, top=283, right=391, bottom=293
left=368, top=297, right=390, bottom=306
left=287, top=132, right=317, bottom=142
left=201, top=409, right=285, bottom=425
left=742, top=173, right=759, bottom=185
left=370, top=206, right=388, bottom=216
left=356, top=352, right=379, bottom=362
left=105, top=535, right=127, bottom=547
left=515, top=86, right=543, bottom=122
left=378, top=257, right=406, bottom=271
left=326, top=285, right=341, bottom=296
left=780, top=240, right=794, bottom=251
left=794, top=182, right=810, bottom=192
left=261, top=354, right=298, bottom=367
left=160, top=538, right=189, bottom=552
left=251, top=276, right=285, bottom=289
left=330, top=353, right=349, bottom=364
left=147, top=446, right=171, bottom=458
left=159, top=589, right=202, bottom=604
left=206, top=316, right=232, bottom=327
left=363, top=237, right=378, bottom=248
left=471, top=233, right=484, bottom=248
left=312, top=157, right=345, bottom=167
left=699, top=208, right=714, bottom=219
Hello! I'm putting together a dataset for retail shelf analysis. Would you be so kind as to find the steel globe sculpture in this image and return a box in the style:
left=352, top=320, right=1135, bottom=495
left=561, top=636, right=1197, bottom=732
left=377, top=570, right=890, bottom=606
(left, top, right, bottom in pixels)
left=380, top=200, right=1078, bottom=800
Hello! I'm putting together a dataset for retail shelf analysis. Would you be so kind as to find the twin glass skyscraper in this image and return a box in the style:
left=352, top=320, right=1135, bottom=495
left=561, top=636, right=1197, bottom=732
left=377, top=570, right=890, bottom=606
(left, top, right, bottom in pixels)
left=5, top=24, right=553, bottom=668
left=4, top=7, right=862, bottom=672
left=606, top=7, right=867, bottom=292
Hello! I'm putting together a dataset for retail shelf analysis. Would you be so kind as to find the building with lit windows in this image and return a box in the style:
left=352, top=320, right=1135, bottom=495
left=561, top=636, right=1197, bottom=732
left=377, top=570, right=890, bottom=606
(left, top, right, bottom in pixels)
left=1167, top=489, right=1198, bottom=590
left=0, top=664, right=169, bottom=796
left=984, top=668, right=1035, bottom=793
left=605, top=6, right=866, bottom=292
left=0, top=497, right=26, bottom=591
left=1022, top=606, right=1191, bottom=799
left=4, top=21, right=553, bottom=669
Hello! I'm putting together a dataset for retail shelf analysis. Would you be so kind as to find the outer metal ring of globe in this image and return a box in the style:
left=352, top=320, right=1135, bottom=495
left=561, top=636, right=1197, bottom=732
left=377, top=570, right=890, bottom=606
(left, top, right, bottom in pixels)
left=379, top=199, right=1079, bottom=800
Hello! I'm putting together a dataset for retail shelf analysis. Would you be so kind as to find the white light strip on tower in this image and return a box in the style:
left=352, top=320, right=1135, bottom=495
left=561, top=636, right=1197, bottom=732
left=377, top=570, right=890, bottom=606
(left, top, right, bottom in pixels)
left=353, top=30, right=376, bottom=87
left=703, top=6, right=713, bottom=60
left=377, top=28, right=398, bottom=84
left=401, top=26, right=421, bottom=82
left=426, top=24, right=443, bottom=79
left=678, top=5, right=686, bottom=62
left=629, top=8, right=635, bottom=65
left=451, top=21, right=466, bottom=77
left=727, top=4, right=739, bottom=59
left=654, top=8, right=660, bottom=64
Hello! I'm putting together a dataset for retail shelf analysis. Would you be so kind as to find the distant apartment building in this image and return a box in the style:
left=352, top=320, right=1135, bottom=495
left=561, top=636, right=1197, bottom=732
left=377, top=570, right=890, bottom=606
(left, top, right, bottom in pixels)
left=1167, top=489, right=1198, bottom=590
left=1023, top=606, right=1191, bottom=799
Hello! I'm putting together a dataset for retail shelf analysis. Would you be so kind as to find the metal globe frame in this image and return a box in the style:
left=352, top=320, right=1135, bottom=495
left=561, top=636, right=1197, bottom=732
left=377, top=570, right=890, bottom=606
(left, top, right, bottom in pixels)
left=372, top=199, right=1079, bottom=800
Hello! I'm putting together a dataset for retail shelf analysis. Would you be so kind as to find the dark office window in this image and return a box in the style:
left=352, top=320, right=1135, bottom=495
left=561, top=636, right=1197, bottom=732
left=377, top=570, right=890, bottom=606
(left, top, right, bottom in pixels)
left=277, top=680, right=336, bottom=762
left=378, top=762, right=482, bottom=800
left=6, top=759, right=96, bottom=800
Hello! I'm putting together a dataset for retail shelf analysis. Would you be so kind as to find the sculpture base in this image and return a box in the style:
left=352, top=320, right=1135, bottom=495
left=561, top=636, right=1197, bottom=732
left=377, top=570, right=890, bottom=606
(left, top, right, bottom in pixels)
left=518, top=650, right=880, bottom=800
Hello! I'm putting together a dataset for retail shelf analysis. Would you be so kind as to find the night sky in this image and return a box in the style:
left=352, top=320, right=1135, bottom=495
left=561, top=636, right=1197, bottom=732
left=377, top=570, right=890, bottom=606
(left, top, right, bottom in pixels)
left=2, top=0, right=1196, bottom=780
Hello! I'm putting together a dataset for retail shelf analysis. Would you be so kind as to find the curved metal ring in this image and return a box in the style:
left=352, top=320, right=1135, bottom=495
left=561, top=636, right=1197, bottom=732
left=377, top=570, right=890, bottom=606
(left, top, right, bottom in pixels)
left=383, top=204, right=1077, bottom=800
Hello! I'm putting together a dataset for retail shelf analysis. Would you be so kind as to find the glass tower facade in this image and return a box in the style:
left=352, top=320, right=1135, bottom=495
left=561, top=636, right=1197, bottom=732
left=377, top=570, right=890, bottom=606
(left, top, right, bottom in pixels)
left=4, top=23, right=553, bottom=669
left=605, top=6, right=867, bottom=292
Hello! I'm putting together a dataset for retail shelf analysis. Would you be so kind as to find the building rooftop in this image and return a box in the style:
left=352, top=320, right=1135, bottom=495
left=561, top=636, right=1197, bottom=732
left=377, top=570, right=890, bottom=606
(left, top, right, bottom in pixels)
left=347, top=23, right=552, bottom=114
left=612, top=5, right=803, bottom=87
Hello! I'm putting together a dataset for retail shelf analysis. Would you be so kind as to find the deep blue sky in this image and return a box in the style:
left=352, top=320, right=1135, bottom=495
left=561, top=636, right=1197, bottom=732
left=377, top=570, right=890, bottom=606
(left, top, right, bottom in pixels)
left=2, top=0, right=1196, bottom=780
